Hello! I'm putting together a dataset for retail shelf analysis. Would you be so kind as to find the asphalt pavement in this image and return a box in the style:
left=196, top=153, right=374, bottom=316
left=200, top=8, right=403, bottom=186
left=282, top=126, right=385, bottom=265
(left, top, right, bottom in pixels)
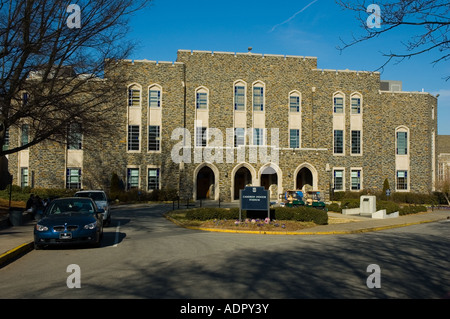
left=1, top=205, right=449, bottom=268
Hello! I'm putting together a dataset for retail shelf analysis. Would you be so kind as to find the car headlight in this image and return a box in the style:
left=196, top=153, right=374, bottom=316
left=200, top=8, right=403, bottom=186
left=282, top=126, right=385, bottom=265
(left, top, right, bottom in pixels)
left=84, top=222, right=96, bottom=230
left=35, top=224, right=48, bottom=232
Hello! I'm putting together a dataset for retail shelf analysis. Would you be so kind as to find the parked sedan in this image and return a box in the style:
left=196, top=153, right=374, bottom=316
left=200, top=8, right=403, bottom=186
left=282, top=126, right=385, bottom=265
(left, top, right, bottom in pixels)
left=34, top=197, right=104, bottom=249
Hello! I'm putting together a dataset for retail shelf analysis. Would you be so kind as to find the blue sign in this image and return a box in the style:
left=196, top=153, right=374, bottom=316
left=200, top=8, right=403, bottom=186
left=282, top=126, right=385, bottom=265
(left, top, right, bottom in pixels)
left=240, top=186, right=269, bottom=211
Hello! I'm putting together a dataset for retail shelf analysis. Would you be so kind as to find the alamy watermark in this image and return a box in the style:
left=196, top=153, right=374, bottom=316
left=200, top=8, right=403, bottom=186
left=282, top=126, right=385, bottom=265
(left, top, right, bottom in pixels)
left=366, top=4, right=381, bottom=29
left=66, top=4, right=81, bottom=29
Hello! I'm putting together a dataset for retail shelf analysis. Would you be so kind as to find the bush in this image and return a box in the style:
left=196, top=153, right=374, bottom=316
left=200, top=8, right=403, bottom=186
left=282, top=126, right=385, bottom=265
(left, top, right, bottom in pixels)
left=340, top=198, right=360, bottom=209
left=399, top=205, right=428, bottom=215
left=326, top=203, right=341, bottom=213
left=185, top=206, right=328, bottom=225
left=376, top=201, right=400, bottom=214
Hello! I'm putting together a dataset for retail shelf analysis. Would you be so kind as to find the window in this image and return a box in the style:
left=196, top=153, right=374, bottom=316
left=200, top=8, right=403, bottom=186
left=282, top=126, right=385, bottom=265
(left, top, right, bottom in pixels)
left=21, top=168, right=29, bottom=188
left=253, top=128, right=264, bottom=146
left=351, top=130, right=361, bottom=154
left=149, top=88, right=161, bottom=108
left=334, top=96, right=344, bottom=113
left=396, top=131, right=408, bottom=155
left=334, top=130, right=344, bottom=154
left=253, top=85, right=264, bottom=111
left=289, top=94, right=300, bottom=112
left=289, top=129, right=300, bottom=148
left=68, top=123, right=82, bottom=150
left=128, top=125, right=140, bottom=151
left=21, top=124, right=29, bottom=146
left=351, top=170, right=361, bottom=190
left=148, top=168, right=160, bottom=190
left=196, top=89, right=208, bottom=109
left=66, top=168, right=81, bottom=189
left=127, top=168, right=139, bottom=190
left=196, top=126, right=207, bottom=147
left=234, top=128, right=245, bottom=147
left=334, top=170, right=344, bottom=191
left=234, top=85, right=245, bottom=111
left=22, top=92, right=28, bottom=106
left=351, top=96, right=361, bottom=114
left=2, top=128, right=9, bottom=151
left=128, top=85, right=141, bottom=107
left=396, top=170, right=408, bottom=190
left=148, top=125, right=160, bottom=151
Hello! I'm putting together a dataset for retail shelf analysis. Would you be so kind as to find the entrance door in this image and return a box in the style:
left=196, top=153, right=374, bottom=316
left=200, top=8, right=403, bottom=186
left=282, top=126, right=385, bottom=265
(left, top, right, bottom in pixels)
left=296, top=167, right=313, bottom=190
left=234, top=167, right=252, bottom=200
left=196, top=166, right=215, bottom=199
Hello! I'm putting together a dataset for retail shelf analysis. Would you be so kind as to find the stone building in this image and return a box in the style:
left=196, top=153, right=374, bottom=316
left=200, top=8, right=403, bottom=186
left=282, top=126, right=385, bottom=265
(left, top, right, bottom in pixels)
left=5, top=49, right=438, bottom=201
left=437, top=135, right=450, bottom=183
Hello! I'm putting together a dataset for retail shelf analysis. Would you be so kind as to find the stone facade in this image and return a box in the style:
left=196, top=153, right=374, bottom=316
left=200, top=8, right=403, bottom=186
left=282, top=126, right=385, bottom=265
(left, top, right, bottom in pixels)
left=6, top=49, right=438, bottom=201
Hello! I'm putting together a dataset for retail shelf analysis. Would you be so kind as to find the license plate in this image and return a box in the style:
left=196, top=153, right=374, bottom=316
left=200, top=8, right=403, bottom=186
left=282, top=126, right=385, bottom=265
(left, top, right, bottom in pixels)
left=59, top=232, right=72, bottom=239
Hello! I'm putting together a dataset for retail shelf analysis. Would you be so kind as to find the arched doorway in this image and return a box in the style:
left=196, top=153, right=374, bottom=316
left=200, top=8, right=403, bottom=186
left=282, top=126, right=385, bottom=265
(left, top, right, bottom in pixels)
left=296, top=167, right=313, bottom=190
left=260, top=165, right=279, bottom=200
left=196, top=166, right=215, bottom=199
left=233, top=166, right=252, bottom=200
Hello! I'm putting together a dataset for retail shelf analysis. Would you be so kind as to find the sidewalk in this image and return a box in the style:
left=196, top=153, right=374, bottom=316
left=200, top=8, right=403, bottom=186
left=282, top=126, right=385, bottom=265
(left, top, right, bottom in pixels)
left=1, top=208, right=449, bottom=267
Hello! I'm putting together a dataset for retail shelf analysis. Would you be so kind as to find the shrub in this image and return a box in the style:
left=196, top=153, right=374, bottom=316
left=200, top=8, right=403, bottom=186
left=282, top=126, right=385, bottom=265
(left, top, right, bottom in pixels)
left=340, top=198, right=360, bottom=209
left=376, top=201, right=400, bottom=214
left=399, top=205, right=428, bottom=215
left=326, top=203, right=341, bottom=213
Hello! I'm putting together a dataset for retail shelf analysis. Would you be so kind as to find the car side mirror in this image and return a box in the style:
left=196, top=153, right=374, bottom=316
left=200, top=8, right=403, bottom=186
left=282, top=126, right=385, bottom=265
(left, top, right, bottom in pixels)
left=97, top=208, right=105, bottom=214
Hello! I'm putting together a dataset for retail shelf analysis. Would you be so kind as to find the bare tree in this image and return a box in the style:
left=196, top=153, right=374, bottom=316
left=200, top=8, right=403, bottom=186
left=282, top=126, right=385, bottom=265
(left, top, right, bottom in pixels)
left=336, top=0, right=450, bottom=80
left=0, top=0, right=151, bottom=159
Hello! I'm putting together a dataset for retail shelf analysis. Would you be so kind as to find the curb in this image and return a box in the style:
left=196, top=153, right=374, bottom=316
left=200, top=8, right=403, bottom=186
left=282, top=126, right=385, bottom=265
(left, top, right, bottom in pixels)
left=164, top=214, right=438, bottom=235
left=0, top=241, right=34, bottom=268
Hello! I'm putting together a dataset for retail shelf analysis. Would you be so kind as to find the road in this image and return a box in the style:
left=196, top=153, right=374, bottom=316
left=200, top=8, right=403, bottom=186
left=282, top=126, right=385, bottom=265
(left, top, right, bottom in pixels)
left=0, top=204, right=449, bottom=299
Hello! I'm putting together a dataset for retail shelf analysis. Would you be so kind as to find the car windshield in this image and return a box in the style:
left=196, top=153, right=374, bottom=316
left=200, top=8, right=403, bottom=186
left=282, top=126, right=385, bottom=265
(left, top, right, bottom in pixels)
left=46, top=199, right=95, bottom=215
left=75, top=192, right=106, bottom=201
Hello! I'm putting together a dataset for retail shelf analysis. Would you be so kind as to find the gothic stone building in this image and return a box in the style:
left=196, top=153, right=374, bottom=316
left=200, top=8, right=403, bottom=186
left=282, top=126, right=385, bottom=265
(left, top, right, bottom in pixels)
left=6, top=49, right=438, bottom=201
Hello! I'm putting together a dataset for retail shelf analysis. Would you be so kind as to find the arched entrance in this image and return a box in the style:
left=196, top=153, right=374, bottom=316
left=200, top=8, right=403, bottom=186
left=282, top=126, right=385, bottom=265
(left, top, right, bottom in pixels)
left=196, top=166, right=215, bottom=200
left=294, top=163, right=318, bottom=191
left=260, top=164, right=281, bottom=200
left=233, top=166, right=252, bottom=200
left=296, top=167, right=313, bottom=190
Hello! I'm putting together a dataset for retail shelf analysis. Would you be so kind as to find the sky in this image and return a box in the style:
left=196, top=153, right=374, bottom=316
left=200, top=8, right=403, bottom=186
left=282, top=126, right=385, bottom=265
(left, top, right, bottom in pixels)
left=125, top=0, right=450, bottom=135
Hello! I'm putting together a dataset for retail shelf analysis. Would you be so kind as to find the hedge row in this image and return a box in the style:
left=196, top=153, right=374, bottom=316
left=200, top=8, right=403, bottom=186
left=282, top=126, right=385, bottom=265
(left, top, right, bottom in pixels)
left=331, top=190, right=443, bottom=205
left=185, top=206, right=328, bottom=225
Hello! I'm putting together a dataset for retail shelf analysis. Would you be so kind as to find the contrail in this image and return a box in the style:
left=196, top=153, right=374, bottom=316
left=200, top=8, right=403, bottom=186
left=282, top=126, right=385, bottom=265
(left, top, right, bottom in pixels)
left=270, top=0, right=319, bottom=32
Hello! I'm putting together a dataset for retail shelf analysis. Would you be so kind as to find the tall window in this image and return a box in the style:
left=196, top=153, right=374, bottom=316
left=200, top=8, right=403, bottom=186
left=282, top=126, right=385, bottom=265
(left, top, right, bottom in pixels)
left=351, top=130, right=361, bottom=154
left=334, top=170, right=344, bottom=191
left=2, top=128, right=9, bottom=151
left=234, top=128, right=245, bottom=147
left=128, top=85, right=141, bottom=107
left=333, top=95, right=344, bottom=113
left=196, top=126, right=207, bottom=147
left=149, top=87, right=161, bottom=108
left=66, top=168, right=81, bottom=189
left=351, top=170, right=361, bottom=190
left=289, top=129, right=300, bottom=148
left=128, top=125, right=140, bottom=151
left=396, top=131, right=408, bottom=155
left=127, top=168, right=139, bottom=190
left=396, top=170, right=408, bottom=190
left=289, top=93, right=300, bottom=112
left=21, top=168, right=29, bottom=188
left=68, top=123, right=82, bottom=150
left=334, top=130, right=344, bottom=154
left=196, top=88, right=208, bottom=109
left=351, top=95, right=361, bottom=114
left=253, top=128, right=264, bottom=146
left=148, top=125, right=160, bottom=151
left=253, top=84, right=264, bottom=111
left=21, top=124, right=29, bottom=146
left=234, top=85, right=245, bottom=111
left=148, top=168, right=160, bottom=190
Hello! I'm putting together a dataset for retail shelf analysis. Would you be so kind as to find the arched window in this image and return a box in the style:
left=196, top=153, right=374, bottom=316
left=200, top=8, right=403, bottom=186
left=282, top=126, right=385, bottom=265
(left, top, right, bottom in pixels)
left=252, top=81, right=265, bottom=112
left=234, top=80, right=246, bottom=111
left=350, top=92, right=362, bottom=114
left=196, top=86, right=209, bottom=110
left=148, top=84, right=162, bottom=108
left=128, top=84, right=141, bottom=107
left=289, top=90, right=301, bottom=113
left=333, top=91, right=345, bottom=114
left=396, top=126, right=409, bottom=155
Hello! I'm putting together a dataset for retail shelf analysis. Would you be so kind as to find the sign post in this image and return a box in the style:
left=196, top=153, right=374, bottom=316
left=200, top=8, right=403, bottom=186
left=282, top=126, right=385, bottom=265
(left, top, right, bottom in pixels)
left=239, top=186, right=270, bottom=221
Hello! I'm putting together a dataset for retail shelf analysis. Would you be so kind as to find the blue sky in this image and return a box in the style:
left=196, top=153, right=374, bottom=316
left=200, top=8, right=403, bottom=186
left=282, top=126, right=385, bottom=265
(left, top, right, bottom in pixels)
left=126, top=0, right=450, bottom=135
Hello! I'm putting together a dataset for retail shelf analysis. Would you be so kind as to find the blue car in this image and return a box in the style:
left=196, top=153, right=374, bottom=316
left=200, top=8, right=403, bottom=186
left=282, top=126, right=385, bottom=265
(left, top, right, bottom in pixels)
left=34, top=197, right=104, bottom=249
